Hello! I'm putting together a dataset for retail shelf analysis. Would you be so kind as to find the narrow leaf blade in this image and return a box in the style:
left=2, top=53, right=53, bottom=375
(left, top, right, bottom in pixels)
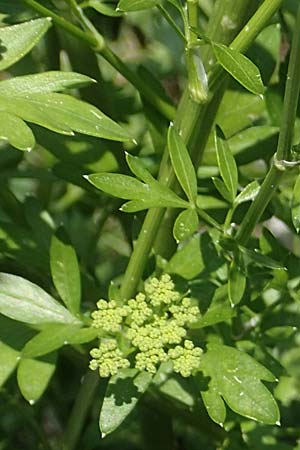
left=50, top=227, right=81, bottom=314
left=213, top=43, right=265, bottom=95
left=87, top=173, right=149, bottom=200
left=0, top=111, right=35, bottom=151
left=214, top=127, right=238, bottom=203
left=0, top=18, right=52, bottom=71
left=0, top=93, right=132, bottom=142
left=228, top=253, right=246, bottom=306
left=168, top=125, right=198, bottom=203
left=292, top=174, right=300, bottom=233
left=234, top=181, right=260, bottom=207
left=0, top=71, right=94, bottom=95
left=117, top=0, right=158, bottom=11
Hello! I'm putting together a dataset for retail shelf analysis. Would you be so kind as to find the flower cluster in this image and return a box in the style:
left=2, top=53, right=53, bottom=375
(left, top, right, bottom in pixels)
left=89, top=274, right=202, bottom=378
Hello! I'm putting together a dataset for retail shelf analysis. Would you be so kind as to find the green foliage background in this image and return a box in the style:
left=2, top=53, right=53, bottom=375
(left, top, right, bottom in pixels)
left=0, top=0, right=300, bottom=449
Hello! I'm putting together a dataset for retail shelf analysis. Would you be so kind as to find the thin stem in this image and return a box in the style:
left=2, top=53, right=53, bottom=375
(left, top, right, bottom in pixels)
left=197, top=207, right=223, bottom=231
left=62, top=370, right=99, bottom=450
left=23, top=0, right=99, bottom=47
left=276, top=3, right=300, bottom=160
left=23, top=0, right=175, bottom=121
left=157, top=4, right=186, bottom=42
left=236, top=2, right=300, bottom=245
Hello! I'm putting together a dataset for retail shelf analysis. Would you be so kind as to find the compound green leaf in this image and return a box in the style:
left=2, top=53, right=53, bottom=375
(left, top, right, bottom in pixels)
left=100, top=369, right=153, bottom=436
left=0, top=18, right=51, bottom=71
left=292, top=174, right=300, bottom=233
left=17, top=354, right=56, bottom=403
left=200, top=344, right=279, bottom=425
left=50, top=227, right=81, bottom=315
left=0, top=111, right=35, bottom=151
left=0, top=93, right=132, bottom=142
left=214, top=127, right=238, bottom=203
left=0, top=273, right=81, bottom=325
left=212, top=43, right=265, bottom=95
left=22, top=324, right=82, bottom=359
left=168, top=124, right=198, bottom=203
left=173, top=208, right=199, bottom=242
left=0, top=71, right=94, bottom=95
left=117, top=0, right=158, bottom=11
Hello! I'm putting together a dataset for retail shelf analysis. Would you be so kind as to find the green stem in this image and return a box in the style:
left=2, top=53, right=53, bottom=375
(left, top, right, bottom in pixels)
left=224, top=207, right=234, bottom=233
left=23, top=0, right=175, bottom=121
left=157, top=4, right=186, bottom=42
left=62, top=370, right=99, bottom=450
left=187, top=0, right=199, bottom=46
left=276, top=3, right=300, bottom=161
left=236, top=2, right=300, bottom=245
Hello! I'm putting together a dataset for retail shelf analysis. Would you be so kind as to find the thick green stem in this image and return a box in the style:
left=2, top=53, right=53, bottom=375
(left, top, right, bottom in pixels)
left=236, top=2, right=300, bottom=245
left=23, top=0, right=175, bottom=120
left=62, top=370, right=99, bottom=450
left=121, top=0, right=282, bottom=298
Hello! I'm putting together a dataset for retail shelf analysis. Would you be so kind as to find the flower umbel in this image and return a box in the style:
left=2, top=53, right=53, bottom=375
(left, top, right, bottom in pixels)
left=89, top=274, right=202, bottom=378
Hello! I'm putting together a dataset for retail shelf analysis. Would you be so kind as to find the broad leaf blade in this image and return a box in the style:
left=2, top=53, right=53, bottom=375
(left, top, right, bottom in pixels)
left=100, top=369, right=152, bottom=436
left=120, top=196, right=187, bottom=212
left=214, top=127, right=238, bottom=203
left=0, top=71, right=94, bottom=95
left=292, top=174, right=300, bottom=233
left=50, top=228, right=81, bottom=314
left=17, top=354, right=56, bottom=403
left=168, top=125, right=198, bottom=203
left=0, top=111, right=35, bottom=151
left=0, top=273, right=81, bottom=325
left=212, top=43, right=265, bottom=95
left=0, top=18, right=51, bottom=71
left=173, top=208, right=199, bottom=242
left=200, top=344, right=279, bottom=425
